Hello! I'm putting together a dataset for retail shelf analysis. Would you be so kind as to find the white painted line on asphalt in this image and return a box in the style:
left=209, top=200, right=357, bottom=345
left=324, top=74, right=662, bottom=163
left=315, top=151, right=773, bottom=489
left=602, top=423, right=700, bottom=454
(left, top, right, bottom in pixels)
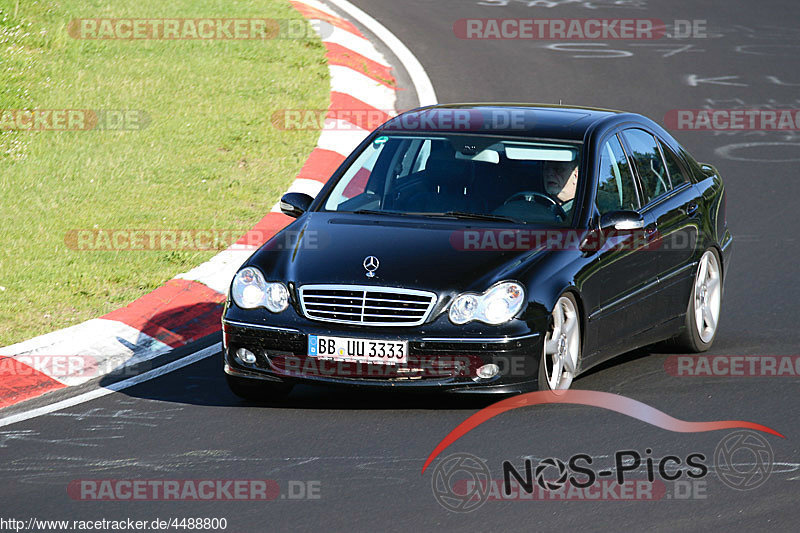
left=0, top=343, right=221, bottom=428
left=325, top=0, right=438, bottom=106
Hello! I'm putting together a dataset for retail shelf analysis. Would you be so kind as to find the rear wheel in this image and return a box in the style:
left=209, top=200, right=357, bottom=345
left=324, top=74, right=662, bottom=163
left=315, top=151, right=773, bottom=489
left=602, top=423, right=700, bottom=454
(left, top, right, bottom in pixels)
left=674, top=249, right=722, bottom=352
left=538, top=293, right=581, bottom=390
left=225, top=374, right=293, bottom=402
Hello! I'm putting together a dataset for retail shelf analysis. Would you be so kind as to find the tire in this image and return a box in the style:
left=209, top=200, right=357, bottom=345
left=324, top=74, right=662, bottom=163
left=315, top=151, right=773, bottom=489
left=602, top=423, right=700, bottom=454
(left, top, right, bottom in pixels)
left=538, top=292, right=582, bottom=391
left=225, top=374, right=293, bottom=402
left=673, top=248, right=723, bottom=352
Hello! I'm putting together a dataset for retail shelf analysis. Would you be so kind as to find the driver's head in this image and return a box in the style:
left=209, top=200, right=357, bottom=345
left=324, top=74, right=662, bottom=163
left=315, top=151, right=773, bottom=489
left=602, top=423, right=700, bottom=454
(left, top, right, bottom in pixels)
left=544, top=160, right=579, bottom=202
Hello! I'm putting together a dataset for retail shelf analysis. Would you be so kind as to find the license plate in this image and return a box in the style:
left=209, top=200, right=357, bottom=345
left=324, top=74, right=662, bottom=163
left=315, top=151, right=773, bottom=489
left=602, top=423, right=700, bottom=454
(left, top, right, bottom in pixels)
left=308, top=335, right=408, bottom=364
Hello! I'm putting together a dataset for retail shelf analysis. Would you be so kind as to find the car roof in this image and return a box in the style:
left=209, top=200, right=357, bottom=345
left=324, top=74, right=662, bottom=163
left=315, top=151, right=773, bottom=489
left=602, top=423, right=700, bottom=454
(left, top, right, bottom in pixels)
left=377, top=103, right=632, bottom=141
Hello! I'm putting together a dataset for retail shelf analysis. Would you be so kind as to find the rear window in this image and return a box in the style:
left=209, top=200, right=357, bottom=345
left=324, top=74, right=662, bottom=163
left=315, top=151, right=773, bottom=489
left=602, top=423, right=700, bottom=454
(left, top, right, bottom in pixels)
left=658, top=140, right=688, bottom=187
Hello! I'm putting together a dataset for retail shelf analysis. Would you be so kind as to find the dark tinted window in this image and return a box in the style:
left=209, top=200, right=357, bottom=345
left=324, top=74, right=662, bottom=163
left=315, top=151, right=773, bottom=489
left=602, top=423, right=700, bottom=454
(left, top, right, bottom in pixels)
left=622, top=128, right=670, bottom=204
left=596, top=134, right=639, bottom=215
left=658, top=140, right=687, bottom=187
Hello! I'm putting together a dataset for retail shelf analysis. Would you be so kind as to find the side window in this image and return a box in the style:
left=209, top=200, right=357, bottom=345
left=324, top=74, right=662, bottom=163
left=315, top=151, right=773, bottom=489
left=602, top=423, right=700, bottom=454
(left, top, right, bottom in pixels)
left=622, top=128, right=671, bottom=205
left=596, top=134, right=639, bottom=215
left=657, top=140, right=688, bottom=187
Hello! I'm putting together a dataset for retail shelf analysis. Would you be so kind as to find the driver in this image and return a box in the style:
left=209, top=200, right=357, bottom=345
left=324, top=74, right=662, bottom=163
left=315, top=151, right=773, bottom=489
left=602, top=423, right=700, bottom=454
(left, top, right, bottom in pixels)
left=543, top=160, right=579, bottom=216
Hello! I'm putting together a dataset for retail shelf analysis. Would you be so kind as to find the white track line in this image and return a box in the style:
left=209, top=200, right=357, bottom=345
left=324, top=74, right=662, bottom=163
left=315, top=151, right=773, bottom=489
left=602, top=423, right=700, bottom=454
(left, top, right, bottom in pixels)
left=0, top=343, right=221, bottom=429
left=325, top=0, right=438, bottom=106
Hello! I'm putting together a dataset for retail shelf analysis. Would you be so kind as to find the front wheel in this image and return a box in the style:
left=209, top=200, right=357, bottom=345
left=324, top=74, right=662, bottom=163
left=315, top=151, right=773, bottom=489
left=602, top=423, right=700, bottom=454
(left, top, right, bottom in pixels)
left=538, top=292, right=582, bottom=390
left=226, top=374, right=293, bottom=403
left=674, top=248, right=722, bottom=352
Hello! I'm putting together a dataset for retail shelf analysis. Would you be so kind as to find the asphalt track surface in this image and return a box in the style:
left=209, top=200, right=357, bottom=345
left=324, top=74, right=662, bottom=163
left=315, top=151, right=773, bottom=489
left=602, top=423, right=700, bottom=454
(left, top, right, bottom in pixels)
left=3, top=0, right=800, bottom=530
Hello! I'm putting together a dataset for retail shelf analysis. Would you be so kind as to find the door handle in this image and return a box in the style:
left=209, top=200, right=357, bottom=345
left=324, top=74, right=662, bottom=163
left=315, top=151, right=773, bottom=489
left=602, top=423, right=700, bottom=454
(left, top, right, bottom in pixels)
left=683, top=202, right=699, bottom=216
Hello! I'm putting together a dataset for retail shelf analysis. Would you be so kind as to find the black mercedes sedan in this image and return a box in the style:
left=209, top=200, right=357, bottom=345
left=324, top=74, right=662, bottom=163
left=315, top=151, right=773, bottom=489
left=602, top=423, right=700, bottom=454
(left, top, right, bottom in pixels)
left=222, top=104, right=732, bottom=400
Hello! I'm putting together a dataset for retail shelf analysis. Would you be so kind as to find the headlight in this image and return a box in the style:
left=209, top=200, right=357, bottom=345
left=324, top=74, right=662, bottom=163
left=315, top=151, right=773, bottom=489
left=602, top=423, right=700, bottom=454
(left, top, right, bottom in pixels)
left=231, top=267, right=289, bottom=312
left=449, top=281, right=525, bottom=325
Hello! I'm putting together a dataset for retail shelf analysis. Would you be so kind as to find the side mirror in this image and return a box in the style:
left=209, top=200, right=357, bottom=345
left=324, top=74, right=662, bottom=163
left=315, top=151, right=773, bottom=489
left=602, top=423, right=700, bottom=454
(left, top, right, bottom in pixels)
left=599, top=210, right=644, bottom=231
left=580, top=211, right=646, bottom=254
left=280, top=192, right=313, bottom=218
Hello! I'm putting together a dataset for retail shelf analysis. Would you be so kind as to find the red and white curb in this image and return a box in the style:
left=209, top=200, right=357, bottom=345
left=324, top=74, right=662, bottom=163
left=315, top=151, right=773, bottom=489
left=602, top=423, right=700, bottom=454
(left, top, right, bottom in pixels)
left=0, top=0, right=434, bottom=413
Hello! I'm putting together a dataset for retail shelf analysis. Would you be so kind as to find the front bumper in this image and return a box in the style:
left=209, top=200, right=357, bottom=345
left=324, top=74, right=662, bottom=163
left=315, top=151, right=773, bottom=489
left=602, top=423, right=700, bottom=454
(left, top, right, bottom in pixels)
left=222, top=317, right=543, bottom=394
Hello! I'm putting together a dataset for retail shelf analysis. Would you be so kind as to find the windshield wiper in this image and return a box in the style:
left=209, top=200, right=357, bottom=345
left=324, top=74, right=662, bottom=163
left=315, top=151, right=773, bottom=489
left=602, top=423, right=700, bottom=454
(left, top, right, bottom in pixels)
left=428, top=211, right=523, bottom=224
left=351, top=209, right=522, bottom=224
left=352, top=209, right=414, bottom=217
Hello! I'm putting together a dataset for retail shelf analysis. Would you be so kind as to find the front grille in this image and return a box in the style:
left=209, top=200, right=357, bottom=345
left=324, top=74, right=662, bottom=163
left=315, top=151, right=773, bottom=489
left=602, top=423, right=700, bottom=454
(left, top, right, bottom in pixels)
left=298, top=285, right=437, bottom=326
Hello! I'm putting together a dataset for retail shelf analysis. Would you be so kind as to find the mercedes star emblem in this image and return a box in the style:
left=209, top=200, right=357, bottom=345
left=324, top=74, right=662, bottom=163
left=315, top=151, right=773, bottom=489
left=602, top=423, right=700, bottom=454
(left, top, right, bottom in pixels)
left=363, top=256, right=380, bottom=277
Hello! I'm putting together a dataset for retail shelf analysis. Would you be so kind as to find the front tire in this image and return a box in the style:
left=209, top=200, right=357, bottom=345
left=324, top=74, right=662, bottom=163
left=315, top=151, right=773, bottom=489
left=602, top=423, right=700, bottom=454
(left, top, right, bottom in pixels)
left=226, top=374, right=293, bottom=402
left=538, top=292, right=582, bottom=390
left=674, top=248, right=722, bottom=352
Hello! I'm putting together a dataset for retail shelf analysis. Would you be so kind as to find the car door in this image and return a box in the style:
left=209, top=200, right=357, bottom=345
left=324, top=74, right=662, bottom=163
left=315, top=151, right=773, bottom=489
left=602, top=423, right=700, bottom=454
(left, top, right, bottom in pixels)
left=620, top=128, right=701, bottom=323
left=580, top=132, right=662, bottom=358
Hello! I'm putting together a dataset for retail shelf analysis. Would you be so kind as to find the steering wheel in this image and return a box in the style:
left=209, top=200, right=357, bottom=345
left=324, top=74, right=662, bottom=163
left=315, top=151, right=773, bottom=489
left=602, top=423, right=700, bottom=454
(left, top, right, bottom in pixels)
left=504, top=191, right=567, bottom=221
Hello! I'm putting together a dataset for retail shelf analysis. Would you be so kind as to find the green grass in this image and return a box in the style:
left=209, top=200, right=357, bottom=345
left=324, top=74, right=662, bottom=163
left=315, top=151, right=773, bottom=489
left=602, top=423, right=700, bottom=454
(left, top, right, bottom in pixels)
left=0, top=0, right=328, bottom=345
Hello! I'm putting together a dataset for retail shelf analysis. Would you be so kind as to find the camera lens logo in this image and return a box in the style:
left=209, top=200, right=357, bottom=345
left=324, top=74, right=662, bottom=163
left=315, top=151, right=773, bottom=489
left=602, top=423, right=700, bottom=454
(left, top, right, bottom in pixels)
left=715, top=430, right=774, bottom=491
left=534, top=457, right=570, bottom=491
left=431, top=453, right=490, bottom=513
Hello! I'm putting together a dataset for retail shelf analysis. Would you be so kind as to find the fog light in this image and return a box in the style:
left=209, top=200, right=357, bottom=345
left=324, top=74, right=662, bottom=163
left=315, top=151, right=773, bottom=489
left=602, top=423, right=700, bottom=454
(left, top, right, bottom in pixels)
left=235, top=347, right=257, bottom=364
left=476, top=363, right=500, bottom=379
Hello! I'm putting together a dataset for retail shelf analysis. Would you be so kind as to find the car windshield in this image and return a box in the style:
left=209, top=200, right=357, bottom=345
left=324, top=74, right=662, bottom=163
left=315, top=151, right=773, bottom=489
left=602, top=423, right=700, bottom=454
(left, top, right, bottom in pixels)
left=321, top=134, right=582, bottom=226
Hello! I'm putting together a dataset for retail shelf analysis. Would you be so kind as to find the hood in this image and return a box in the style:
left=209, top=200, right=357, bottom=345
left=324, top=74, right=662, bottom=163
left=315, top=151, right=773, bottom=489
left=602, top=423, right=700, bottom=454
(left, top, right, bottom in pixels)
left=247, top=212, right=549, bottom=293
